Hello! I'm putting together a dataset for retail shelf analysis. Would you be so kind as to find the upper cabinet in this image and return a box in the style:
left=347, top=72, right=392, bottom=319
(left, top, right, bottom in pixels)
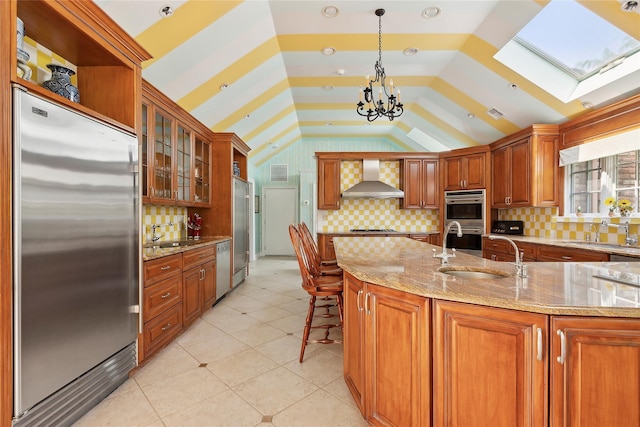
left=13, top=0, right=150, bottom=132
left=440, top=146, right=489, bottom=191
left=200, top=133, right=251, bottom=237
left=141, top=82, right=212, bottom=207
left=400, top=156, right=439, bottom=209
left=490, top=125, right=559, bottom=208
left=317, top=157, right=341, bottom=210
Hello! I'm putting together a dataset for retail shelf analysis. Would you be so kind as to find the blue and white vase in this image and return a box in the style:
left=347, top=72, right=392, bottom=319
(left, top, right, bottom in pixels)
left=43, top=64, right=80, bottom=103
left=233, top=161, right=241, bottom=176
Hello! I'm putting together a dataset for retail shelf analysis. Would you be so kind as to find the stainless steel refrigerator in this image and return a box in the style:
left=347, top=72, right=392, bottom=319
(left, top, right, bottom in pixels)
left=233, top=177, right=250, bottom=287
left=12, top=87, right=139, bottom=426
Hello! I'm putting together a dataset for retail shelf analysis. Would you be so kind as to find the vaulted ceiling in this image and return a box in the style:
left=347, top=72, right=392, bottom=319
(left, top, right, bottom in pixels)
left=95, top=0, right=640, bottom=168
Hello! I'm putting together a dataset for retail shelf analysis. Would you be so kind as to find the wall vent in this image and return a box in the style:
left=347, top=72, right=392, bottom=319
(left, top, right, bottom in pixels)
left=487, top=107, right=504, bottom=120
left=270, top=164, right=288, bottom=182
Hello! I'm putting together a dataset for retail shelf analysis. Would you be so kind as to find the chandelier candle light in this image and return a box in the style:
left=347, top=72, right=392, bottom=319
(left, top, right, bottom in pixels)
left=357, top=9, right=404, bottom=122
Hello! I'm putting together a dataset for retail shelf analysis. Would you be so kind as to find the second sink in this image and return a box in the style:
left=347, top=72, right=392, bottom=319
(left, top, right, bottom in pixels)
left=437, top=266, right=510, bottom=279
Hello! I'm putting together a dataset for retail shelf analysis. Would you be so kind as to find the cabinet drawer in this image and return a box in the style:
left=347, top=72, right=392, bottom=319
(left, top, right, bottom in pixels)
left=536, top=245, right=609, bottom=262
left=143, top=275, right=182, bottom=322
left=144, top=304, right=183, bottom=358
left=144, top=254, right=182, bottom=285
left=483, top=238, right=511, bottom=254
left=183, top=246, right=215, bottom=270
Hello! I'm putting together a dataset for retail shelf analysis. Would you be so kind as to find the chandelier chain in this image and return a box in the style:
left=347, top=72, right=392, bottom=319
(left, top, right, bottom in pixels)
left=356, top=8, right=404, bottom=122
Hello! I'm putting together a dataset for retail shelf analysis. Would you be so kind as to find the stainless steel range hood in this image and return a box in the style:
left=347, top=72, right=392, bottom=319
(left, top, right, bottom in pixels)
left=341, top=159, right=405, bottom=199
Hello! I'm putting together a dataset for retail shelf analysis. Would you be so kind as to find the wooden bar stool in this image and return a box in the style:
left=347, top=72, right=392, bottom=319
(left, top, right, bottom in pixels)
left=289, top=224, right=343, bottom=362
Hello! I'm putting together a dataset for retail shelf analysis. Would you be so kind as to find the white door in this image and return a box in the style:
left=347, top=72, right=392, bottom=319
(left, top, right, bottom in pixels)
left=263, top=187, right=297, bottom=255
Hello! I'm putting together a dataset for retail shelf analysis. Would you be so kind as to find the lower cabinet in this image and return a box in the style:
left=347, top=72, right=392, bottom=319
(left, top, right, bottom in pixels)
left=343, top=272, right=430, bottom=427
left=482, top=237, right=610, bottom=262
left=141, top=244, right=218, bottom=362
left=433, top=300, right=548, bottom=427
left=550, top=317, right=640, bottom=427
left=142, top=254, right=184, bottom=360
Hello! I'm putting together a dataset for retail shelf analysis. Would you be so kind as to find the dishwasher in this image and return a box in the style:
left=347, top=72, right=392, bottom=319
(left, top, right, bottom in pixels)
left=216, top=240, right=231, bottom=302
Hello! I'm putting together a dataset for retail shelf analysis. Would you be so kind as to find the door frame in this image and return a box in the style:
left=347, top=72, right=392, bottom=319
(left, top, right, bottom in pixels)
left=261, top=186, right=298, bottom=257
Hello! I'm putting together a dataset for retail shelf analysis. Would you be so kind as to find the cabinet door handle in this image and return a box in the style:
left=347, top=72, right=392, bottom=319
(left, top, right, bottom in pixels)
left=491, top=254, right=497, bottom=261
left=150, top=186, right=154, bottom=198
left=160, top=265, right=171, bottom=271
left=536, top=328, right=543, bottom=361
left=199, top=253, right=207, bottom=258
left=356, top=289, right=363, bottom=312
left=365, top=292, right=371, bottom=315
left=556, top=329, right=566, bottom=364
left=161, top=323, right=172, bottom=332
left=561, top=256, right=572, bottom=260
left=161, top=292, right=171, bottom=299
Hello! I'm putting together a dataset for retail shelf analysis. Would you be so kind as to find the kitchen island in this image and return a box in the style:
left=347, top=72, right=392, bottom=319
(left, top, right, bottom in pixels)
left=334, top=236, right=640, bottom=427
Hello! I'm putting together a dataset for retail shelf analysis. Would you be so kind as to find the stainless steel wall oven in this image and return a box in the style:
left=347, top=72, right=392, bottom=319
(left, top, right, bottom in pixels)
left=444, top=189, right=485, bottom=254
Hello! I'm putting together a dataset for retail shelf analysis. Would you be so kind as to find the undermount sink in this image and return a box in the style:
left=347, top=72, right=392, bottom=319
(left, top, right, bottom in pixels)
left=560, top=241, right=629, bottom=249
left=144, top=240, right=199, bottom=249
left=437, top=266, right=510, bottom=279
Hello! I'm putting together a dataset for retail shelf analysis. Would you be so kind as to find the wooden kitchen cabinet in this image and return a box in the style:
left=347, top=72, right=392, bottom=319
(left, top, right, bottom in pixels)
left=317, top=234, right=336, bottom=262
left=142, top=254, right=184, bottom=360
left=343, top=272, right=366, bottom=414
left=400, top=157, right=439, bottom=209
left=141, top=82, right=214, bottom=206
left=317, top=157, right=341, bottom=210
left=409, top=233, right=440, bottom=245
left=482, top=237, right=537, bottom=262
left=433, top=300, right=548, bottom=427
left=343, top=273, right=431, bottom=427
left=490, top=125, right=559, bottom=208
left=182, top=246, right=216, bottom=327
left=440, top=146, right=489, bottom=191
left=536, top=245, right=609, bottom=262
left=550, top=316, right=640, bottom=427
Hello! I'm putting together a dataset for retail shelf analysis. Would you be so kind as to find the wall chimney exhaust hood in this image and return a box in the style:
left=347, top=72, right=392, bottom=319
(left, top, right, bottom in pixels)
left=341, top=159, right=405, bottom=199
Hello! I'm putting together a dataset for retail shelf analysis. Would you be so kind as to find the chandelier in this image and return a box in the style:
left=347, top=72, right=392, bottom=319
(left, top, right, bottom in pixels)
left=356, top=8, right=404, bottom=122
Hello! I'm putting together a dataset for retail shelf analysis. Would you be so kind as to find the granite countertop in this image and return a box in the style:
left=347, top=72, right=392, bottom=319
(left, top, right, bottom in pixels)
left=485, top=234, right=640, bottom=258
left=320, top=230, right=439, bottom=235
left=333, top=236, right=640, bottom=318
left=142, top=236, right=231, bottom=261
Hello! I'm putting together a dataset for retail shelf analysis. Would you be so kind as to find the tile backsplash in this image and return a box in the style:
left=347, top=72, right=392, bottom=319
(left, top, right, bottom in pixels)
left=143, top=205, right=188, bottom=243
left=20, top=36, right=78, bottom=87
left=499, top=207, right=639, bottom=245
left=318, top=160, right=439, bottom=232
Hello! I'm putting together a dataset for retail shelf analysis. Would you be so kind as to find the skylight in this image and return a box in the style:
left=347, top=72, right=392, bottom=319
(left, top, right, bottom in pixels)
left=514, top=0, right=640, bottom=81
left=494, top=0, right=640, bottom=104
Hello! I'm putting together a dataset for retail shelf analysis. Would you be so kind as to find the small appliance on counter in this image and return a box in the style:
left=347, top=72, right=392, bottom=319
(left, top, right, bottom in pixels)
left=491, top=220, right=524, bottom=235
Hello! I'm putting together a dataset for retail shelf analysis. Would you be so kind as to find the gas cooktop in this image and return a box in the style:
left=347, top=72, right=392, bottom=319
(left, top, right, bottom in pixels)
left=350, top=229, right=396, bottom=232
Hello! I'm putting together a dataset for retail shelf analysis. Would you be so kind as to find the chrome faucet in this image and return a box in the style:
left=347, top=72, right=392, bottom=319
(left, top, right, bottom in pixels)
left=433, top=221, right=462, bottom=265
left=588, top=223, right=600, bottom=243
left=602, top=220, right=638, bottom=246
left=488, top=235, right=528, bottom=277
left=151, top=222, right=173, bottom=242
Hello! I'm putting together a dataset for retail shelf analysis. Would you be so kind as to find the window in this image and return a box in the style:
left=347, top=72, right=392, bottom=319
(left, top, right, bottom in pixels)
left=515, top=0, right=640, bottom=81
left=494, top=0, right=640, bottom=103
left=569, top=150, right=639, bottom=215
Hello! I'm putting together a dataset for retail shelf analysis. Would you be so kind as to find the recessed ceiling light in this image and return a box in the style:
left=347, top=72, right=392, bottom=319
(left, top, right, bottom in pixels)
left=508, top=83, right=518, bottom=90
left=159, top=5, right=174, bottom=18
left=336, top=68, right=345, bottom=75
left=322, top=6, right=340, bottom=18
left=621, top=0, right=638, bottom=12
left=244, top=114, right=250, bottom=119
left=403, top=47, right=418, bottom=56
left=582, top=101, right=594, bottom=109
left=325, top=122, right=333, bottom=126
left=219, top=83, right=229, bottom=91
left=422, top=7, right=441, bottom=19
left=322, top=85, right=333, bottom=91
left=321, top=47, right=336, bottom=56
left=467, top=113, right=475, bottom=119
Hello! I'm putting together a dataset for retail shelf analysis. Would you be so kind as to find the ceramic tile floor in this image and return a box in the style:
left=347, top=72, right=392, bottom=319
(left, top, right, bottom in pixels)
left=73, top=256, right=367, bottom=427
